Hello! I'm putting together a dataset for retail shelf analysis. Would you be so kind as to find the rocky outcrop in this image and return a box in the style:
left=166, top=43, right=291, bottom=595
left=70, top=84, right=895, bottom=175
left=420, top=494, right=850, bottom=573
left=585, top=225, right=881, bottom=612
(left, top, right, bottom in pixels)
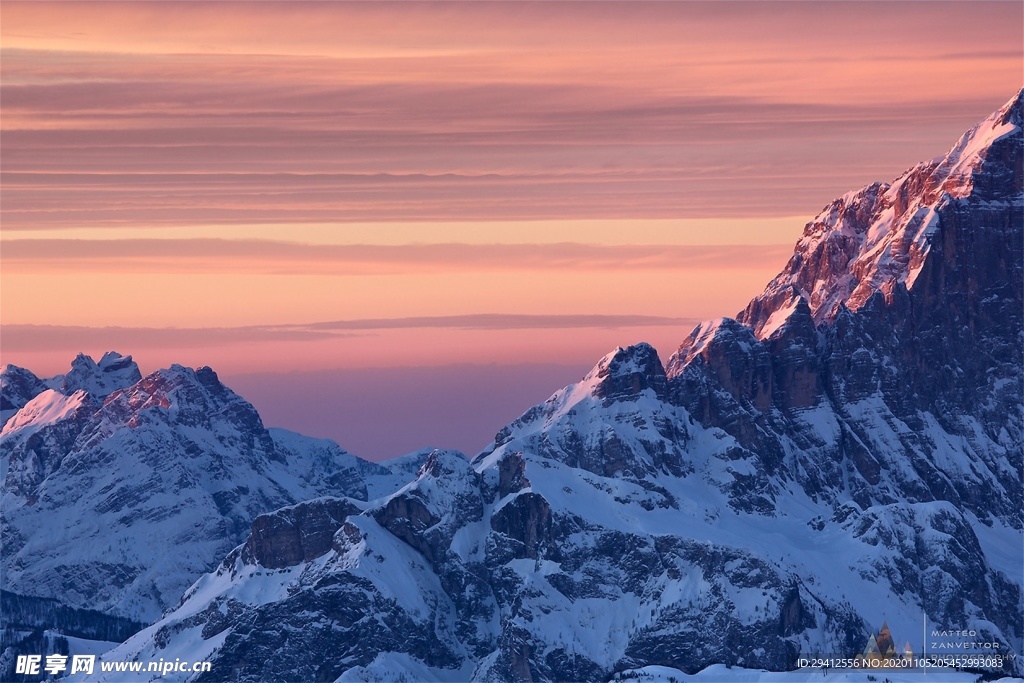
left=59, top=352, right=142, bottom=398
left=496, top=451, right=530, bottom=500
left=590, top=343, right=669, bottom=404
left=243, top=498, right=362, bottom=569
left=489, top=493, right=554, bottom=561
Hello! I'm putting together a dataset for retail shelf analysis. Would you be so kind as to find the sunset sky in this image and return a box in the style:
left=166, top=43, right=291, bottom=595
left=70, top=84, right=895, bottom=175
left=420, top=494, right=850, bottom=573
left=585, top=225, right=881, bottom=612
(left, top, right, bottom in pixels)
left=2, top=1, right=1021, bottom=458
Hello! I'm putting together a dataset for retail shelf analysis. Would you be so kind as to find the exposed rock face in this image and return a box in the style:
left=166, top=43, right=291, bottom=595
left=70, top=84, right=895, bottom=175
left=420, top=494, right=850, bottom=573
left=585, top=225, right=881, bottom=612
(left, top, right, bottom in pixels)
left=739, top=90, right=1022, bottom=331
left=20, top=93, right=1024, bottom=681
left=590, top=343, right=669, bottom=404
left=243, top=497, right=363, bottom=569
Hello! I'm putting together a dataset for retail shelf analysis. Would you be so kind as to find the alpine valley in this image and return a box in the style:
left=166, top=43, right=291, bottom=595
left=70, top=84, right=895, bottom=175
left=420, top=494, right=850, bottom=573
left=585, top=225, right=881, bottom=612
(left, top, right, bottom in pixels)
left=2, top=91, right=1021, bottom=682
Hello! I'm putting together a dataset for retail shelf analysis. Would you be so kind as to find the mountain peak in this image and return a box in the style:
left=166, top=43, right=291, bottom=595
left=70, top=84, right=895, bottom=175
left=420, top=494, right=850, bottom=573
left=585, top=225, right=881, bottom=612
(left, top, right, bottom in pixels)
left=115, top=363, right=244, bottom=417
left=666, top=317, right=756, bottom=372
left=924, top=87, right=1022, bottom=200
left=737, top=91, right=1022, bottom=338
left=98, top=351, right=136, bottom=372
left=997, top=87, right=1023, bottom=126
left=582, top=342, right=667, bottom=403
left=59, top=351, right=142, bottom=398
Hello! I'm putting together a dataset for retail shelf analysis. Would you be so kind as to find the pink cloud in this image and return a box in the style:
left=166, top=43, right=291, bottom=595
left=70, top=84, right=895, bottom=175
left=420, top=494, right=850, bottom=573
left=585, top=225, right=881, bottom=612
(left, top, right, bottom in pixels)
left=2, top=2, right=1020, bottom=227
left=0, top=315, right=700, bottom=353
left=1, top=239, right=793, bottom=273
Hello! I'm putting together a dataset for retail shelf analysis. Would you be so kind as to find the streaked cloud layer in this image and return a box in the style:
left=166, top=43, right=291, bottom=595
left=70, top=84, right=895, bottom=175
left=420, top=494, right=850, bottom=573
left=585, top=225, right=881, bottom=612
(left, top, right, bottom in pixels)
left=2, top=2, right=1020, bottom=228
left=2, top=239, right=792, bottom=273
left=3, top=314, right=699, bottom=352
left=4, top=322, right=700, bottom=396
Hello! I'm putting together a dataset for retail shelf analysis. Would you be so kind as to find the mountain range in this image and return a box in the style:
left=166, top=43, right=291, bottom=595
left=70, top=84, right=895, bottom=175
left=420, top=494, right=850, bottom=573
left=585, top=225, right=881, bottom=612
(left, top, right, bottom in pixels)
left=1, top=90, right=1021, bottom=682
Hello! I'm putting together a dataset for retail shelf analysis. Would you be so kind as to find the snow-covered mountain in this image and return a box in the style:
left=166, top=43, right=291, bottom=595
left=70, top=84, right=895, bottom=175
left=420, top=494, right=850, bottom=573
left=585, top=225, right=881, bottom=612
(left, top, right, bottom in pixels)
left=83, top=91, right=1022, bottom=681
left=1, top=352, right=143, bottom=427
left=0, top=357, right=417, bottom=626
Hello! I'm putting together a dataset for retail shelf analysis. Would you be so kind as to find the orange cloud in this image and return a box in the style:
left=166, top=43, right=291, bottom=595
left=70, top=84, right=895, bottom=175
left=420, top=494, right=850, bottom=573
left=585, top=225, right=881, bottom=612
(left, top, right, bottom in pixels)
left=0, top=314, right=700, bottom=352
left=2, top=3, right=1020, bottom=228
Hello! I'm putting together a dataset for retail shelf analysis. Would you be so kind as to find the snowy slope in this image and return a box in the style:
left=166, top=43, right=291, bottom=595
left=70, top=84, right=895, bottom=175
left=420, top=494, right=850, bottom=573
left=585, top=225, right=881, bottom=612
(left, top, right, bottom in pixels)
left=0, top=365, right=49, bottom=429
